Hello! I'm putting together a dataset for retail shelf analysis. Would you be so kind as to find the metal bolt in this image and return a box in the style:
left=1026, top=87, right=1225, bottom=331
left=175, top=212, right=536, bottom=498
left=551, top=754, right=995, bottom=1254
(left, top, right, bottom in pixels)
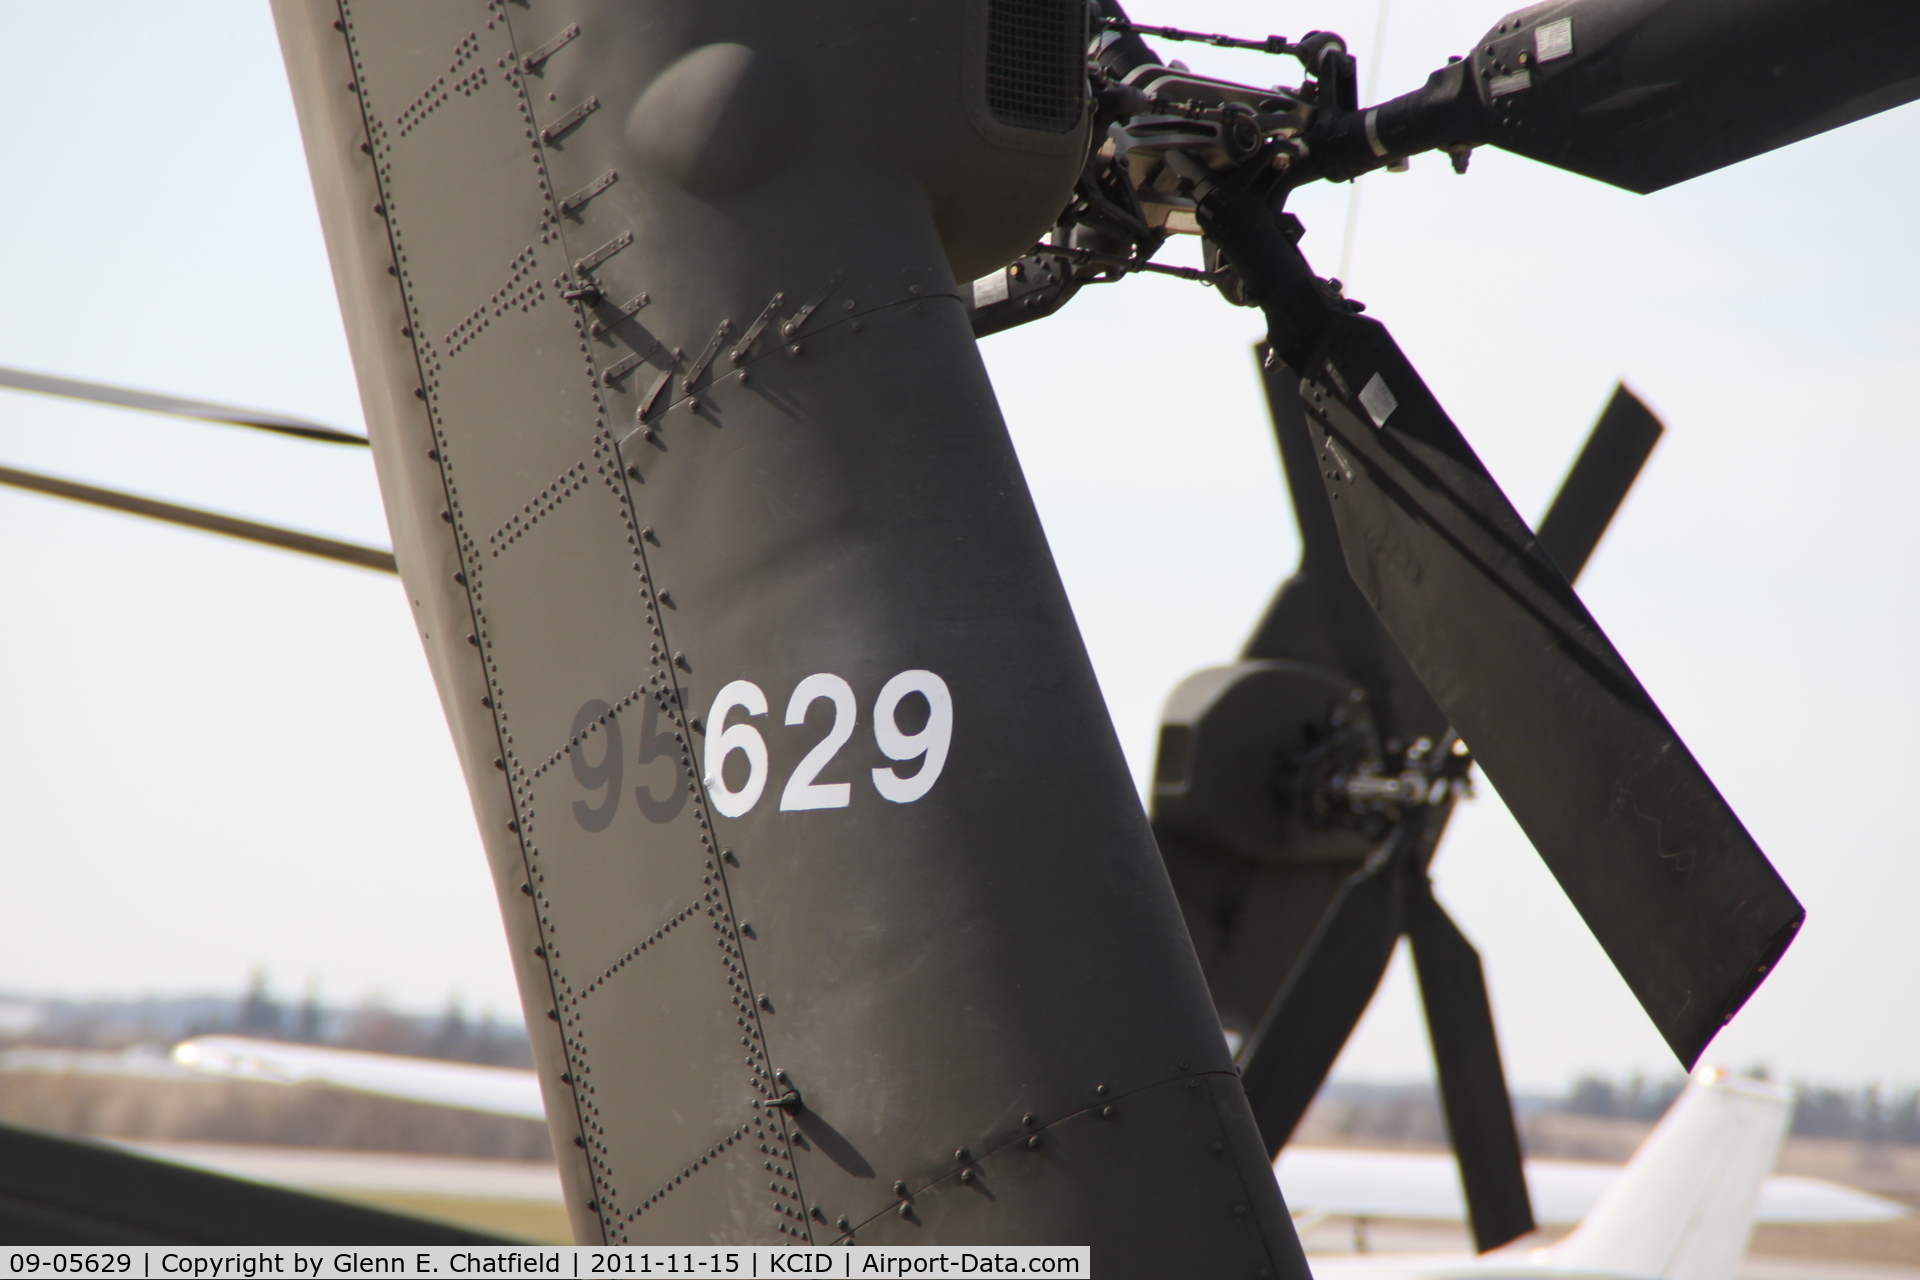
left=894, top=1181, right=909, bottom=1198
left=958, top=1168, right=975, bottom=1184
left=1025, top=1134, right=1042, bottom=1150
left=1100, top=1105, right=1116, bottom=1119
left=1095, top=1083, right=1109, bottom=1096
left=954, top=1147, right=970, bottom=1162
left=897, top=1202, right=911, bottom=1218
left=836, top=1216, right=850, bottom=1232
left=788, top=343, right=803, bottom=356
left=759, top=994, right=772, bottom=1011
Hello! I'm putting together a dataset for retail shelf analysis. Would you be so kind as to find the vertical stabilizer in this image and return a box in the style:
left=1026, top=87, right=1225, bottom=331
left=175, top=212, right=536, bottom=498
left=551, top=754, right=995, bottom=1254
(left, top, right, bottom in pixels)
left=1550, top=1069, right=1791, bottom=1280
left=267, top=1, right=1306, bottom=1268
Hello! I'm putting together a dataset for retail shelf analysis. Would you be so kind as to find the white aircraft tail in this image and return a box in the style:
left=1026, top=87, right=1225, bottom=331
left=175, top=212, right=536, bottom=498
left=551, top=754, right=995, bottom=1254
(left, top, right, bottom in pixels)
left=1549, top=1068, right=1791, bottom=1280
left=173, top=1035, right=546, bottom=1122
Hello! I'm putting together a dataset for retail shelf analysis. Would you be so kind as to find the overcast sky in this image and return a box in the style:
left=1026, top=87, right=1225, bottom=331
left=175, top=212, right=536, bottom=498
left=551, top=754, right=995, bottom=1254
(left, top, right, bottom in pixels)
left=0, top=2, right=1913, bottom=1093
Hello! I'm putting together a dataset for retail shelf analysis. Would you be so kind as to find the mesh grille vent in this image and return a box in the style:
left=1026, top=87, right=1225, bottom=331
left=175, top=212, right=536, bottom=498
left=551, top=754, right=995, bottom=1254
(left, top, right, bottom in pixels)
left=985, top=0, right=1087, bottom=133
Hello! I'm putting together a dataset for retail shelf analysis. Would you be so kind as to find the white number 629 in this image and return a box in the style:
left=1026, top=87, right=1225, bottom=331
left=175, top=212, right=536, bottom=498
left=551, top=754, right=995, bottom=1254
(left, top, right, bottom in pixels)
left=702, top=669, right=950, bottom=818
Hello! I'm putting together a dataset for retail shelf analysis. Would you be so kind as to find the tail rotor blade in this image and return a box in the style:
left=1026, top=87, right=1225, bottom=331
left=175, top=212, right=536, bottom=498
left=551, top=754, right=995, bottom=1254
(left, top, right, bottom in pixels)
left=0, top=364, right=369, bottom=446
left=1406, top=886, right=1534, bottom=1252
left=1240, top=828, right=1413, bottom=1153
left=1536, top=385, right=1664, bottom=582
left=1201, top=184, right=1801, bottom=1069
left=1293, top=310, right=1801, bottom=1066
left=1245, top=352, right=1447, bottom=748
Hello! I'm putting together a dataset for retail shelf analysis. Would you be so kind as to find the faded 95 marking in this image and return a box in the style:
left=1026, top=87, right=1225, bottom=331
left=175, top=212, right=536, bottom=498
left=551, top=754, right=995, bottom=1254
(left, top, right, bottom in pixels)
left=569, top=695, right=688, bottom=832
left=704, top=670, right=951, bottom=818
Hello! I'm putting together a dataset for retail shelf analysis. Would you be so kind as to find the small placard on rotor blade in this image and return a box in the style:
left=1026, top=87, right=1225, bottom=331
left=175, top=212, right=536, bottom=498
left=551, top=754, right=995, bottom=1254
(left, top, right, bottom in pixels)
left=1360, top=372, right=1398, bottom=427
left=1536, top=18, right=1574, bottom=63
left=972, top=270, right=1010, bottom=308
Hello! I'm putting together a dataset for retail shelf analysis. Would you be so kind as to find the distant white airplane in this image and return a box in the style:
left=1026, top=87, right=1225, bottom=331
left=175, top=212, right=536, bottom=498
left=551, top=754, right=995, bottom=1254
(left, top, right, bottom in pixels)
left=1303, top=1069, right=1894, bottom=1280
left=1276, top=1134, right=1904, bottom=1229
left=173, top=1035, right=545, bottom=1122
left=172, top=1040, right=1906, bottom=1275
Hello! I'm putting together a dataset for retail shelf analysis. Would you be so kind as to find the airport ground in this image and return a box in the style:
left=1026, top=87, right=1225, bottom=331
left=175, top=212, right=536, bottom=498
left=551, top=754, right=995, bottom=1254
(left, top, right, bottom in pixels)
left=2, top=1050, right=1915, bottom=1270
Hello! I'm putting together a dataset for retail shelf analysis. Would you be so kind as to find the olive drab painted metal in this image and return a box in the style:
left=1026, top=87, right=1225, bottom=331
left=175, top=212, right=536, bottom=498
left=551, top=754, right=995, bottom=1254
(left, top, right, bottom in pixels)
left=271, top=0, right=1309, bottom=1267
